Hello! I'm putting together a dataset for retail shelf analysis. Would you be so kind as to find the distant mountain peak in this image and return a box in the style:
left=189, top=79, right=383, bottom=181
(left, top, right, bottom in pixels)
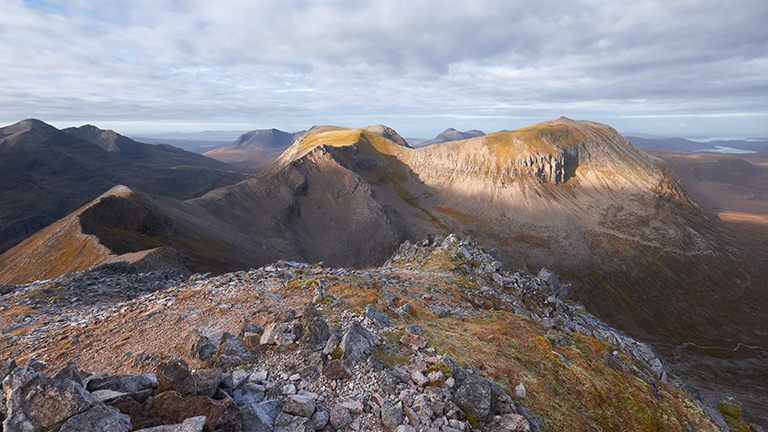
left=362, top=124, right=411, bottom=148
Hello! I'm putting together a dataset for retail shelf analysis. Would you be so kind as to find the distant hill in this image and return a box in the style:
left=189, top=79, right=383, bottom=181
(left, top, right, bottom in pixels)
left=0, top=119, right=249, bottom=253
left=413, top=128, right=485, bottom=147
left=203, top=128, right=305, bottom=172
left=626, top=135, right=768, bottom=153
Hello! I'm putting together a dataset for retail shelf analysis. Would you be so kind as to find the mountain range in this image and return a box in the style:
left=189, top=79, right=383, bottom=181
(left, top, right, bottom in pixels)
left=0, top=117, right=766, bottom=427
left=0, top=120, right=250, bottom=254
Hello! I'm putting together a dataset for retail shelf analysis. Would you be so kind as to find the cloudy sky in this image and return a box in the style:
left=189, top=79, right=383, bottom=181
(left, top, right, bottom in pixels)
left=1, top=0, right=767, bottom=138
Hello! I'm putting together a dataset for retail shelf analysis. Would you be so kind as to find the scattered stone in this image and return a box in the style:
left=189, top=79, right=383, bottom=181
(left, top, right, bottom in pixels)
left=339, top=321, right=374, bottom=365
left=282, top=394, right=316, bottom=418
left=330, top=405, right=353, bottom=430
left=365, top=304, right=392, bottom=328
left=191, top=369, right=222, bottom=398
left=323, top=359, right=352, bottom=380
left=404, top=324, right=423, bottom=335
left=454, top=375, right=492, bottom=422
left=183, top=330, right=217, bottom=363
left=310, top=410, right=329, bottom=430
left=58, top=405, right=132, bottom=432
left=156, top=359, right=195, bottom=396
left=486, top=413, right=531, bottom=432
left=515, top=382, right=527, bottom=398
left=399, top=334, right=427, bottom=351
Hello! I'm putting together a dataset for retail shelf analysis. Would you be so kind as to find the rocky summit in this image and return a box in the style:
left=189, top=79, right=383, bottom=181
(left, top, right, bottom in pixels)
left=0, top=235, right=733, bottom=431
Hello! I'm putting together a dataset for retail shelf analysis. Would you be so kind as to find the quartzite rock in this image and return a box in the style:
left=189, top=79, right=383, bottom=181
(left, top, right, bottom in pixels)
left=454, top=375, right=492, bottom=422
left=322, top=359, right=352, bottom=380
left=215, top=332, right=258, bottom=369
left=192, top=369, right=222, bottom=398
left=3, top=367, right=97, bottom=431
left=156, top=360, right=195, bottom=396
left=133, top=415, right=206, bottom=432
left=145, top=390, right=240, bottom=432
left=339, top=321, right=374, bottom=365
left=58, top=404, right=132, bottom=432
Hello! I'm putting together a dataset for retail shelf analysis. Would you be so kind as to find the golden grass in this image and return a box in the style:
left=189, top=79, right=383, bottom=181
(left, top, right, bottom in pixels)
left=328, top=282, right=381, bottom=312
left=419, top=310, right=717, bottom=431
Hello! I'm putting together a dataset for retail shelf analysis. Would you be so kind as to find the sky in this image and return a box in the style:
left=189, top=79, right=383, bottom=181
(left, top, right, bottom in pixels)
left=1, top=0, right=767, bottom=138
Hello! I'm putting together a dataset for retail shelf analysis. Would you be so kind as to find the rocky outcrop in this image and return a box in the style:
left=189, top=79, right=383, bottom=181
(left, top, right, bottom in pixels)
left=0, top=234, right=732, bottom=431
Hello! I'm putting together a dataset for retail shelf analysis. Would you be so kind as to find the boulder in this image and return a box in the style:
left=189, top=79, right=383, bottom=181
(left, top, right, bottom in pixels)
left=215, top=332, right=258, bottom=369
left=3, top=367, right=97, bottom=431
left=322, top=359, right=352, bottom=380
left=133, top=415, right=206, bottom=432
left=339, top=321, right=374, bottom=365
left=486, top=413, right=530, bottom=432
left=192, top=369, right=222, bottom=398
left=58, top=405, right=132, bottom=432
left=273, top=412, right=310, bottom=432
left=281, top=394, right=316, bottom=418
left=329, top=406, right=352, bottom=430
left=399, top=334, right=427, bottom=351
left=454, top=375, right=492, bottom=422
left=184, top=330, right=217, bottom=363
left=365, top=304, right=391, bottom=328
left=145, top=391, right=240, bottom=432
left=156, top=360, right=195, bottom=396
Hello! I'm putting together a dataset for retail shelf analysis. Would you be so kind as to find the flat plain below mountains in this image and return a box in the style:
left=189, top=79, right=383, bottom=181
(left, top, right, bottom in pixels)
left=0, top=117, right=766, bottom=427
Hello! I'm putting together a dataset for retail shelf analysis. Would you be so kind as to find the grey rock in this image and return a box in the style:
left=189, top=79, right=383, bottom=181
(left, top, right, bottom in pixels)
left=156, top=359, right=195, bottom=396
left=454, top=375, right=492, bottom=422
left=233, top=383, right=265, bottom=408
left=3, top=367, right=97, bottom=431
left=404, top=324, right=423, bottom=335
left=216, top=332, right=258, bottom=369
left=184, top=329, right=217, bottom=363
left=59, top=405, right=132, bottom=432
left=395, top=425, right=416, bottom=432
left=339, top=321, right=374, bottom=365
left=282, top=394, right=316, bottom=418
left=133, top=415, right=206, bottom=431
left=365, top=305, right=391, bottom=328
left=323, top=359, right=352, bottom=380
left=260, top=322, right=303, bottom=346
left=380, top=402, right=404, bottom=431
left=273, top=412, right=310, bottom=432
left=329, top=406, right=352, bottom=430
left=310, top=410, right=329, bottom=430
left=191, top=368, right=222, bottom=398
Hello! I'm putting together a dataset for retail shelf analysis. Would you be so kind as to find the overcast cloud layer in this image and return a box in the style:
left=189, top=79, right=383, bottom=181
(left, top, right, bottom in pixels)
left=1, top=0, right=767, bottom=137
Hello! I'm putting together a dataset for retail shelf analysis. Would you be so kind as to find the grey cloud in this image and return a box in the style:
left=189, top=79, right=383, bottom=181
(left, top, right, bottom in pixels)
left=0, top=0, right=766, bottom=136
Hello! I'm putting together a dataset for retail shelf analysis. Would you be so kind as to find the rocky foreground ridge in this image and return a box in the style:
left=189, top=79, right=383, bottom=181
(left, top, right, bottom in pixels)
left=0, top=235, right=747, bottom=431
